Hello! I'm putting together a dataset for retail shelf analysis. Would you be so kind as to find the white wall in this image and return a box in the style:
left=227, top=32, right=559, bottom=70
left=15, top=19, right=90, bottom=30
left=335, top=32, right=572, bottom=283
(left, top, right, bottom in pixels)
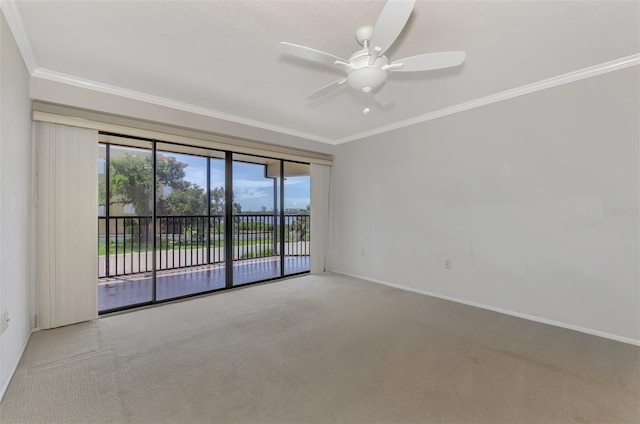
left=0, top=11, right=33, bottom=396
left=328, top=67, right=640, bottom=344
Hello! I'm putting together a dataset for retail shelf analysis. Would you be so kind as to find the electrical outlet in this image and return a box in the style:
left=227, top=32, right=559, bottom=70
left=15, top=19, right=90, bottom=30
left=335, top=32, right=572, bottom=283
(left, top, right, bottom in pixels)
left=445, top=259, right=451, bottom=270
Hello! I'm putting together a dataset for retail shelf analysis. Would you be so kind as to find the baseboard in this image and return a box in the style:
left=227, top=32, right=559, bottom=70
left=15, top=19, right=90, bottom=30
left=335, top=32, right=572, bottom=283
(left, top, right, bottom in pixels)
left=0, top=330, right=32, bottom=402
left=328, top=269, right=640, bottom=347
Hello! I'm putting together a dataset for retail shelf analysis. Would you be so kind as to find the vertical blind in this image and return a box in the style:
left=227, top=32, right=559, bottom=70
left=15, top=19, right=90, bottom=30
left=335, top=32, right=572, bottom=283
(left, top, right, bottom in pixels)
left=36, top=122, right=98, bottom=329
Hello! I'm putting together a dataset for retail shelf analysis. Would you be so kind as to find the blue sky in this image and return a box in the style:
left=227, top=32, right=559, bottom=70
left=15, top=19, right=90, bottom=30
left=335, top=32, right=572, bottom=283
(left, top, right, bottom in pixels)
left=177, top=153, right=310, bottom=212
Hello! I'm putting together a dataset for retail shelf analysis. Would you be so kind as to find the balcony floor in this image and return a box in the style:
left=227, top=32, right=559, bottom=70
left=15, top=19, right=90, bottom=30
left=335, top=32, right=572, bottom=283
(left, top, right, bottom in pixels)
left=99, top=256, right=310, bottom=312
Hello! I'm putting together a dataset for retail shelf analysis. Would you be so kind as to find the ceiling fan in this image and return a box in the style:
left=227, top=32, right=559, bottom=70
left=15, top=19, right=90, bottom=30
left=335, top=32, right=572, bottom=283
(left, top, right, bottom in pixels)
left=278, top=0, right=465, bottom=107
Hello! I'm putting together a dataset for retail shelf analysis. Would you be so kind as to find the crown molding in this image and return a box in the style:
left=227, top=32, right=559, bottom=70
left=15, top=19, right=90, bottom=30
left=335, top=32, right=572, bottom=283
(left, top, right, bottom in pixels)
left=334, top=53, right=640, bottom=145
left=31, top=68, right=334, bottom=145
left=0, top=0, right=36, bottom=73
left=7, top=0, right=638, bottom=149
left=29, top=53, right=640, bottom=146
left=25, top=53, right=640, bottom=147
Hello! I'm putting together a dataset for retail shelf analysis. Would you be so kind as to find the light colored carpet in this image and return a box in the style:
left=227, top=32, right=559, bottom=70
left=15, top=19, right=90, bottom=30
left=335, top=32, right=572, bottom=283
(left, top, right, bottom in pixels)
left=1, top=273, right=638, bottom=423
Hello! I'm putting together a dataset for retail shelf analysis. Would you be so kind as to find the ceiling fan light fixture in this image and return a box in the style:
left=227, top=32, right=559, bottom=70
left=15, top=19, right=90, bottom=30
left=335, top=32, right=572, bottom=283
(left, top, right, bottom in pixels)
left=346, top=67, right=387, bottom=92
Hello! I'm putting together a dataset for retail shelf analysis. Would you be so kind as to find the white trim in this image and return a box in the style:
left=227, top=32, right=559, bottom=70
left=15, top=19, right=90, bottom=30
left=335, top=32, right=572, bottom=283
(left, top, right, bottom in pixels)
left=0, top=330, right=32, bottom=402
left=328, top=269, right=640, bottom=347
left=31, top=68, right=334, bottom=145
left=334, top=54, right=640, bottom=144
left=0, top=0, right=36, bottom=73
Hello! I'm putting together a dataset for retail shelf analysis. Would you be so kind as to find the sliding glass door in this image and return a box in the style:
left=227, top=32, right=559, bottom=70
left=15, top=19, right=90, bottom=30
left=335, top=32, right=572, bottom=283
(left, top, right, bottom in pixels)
left=232, top=154, right=282, bottom=286
left=98, top=136, right=311, bottom=313
left=155, top=144, right=227, bottom=300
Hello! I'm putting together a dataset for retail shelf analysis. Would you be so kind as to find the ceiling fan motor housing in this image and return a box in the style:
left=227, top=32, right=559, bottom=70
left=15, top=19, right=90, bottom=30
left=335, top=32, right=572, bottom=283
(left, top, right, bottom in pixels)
left=345, top=50, right=388, bottom=92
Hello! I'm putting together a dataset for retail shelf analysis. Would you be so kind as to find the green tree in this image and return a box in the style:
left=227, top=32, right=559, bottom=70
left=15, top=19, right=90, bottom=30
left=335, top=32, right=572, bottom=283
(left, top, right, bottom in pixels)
left=211, top=187, right=225, bottom=214
left=104, top=153, right=191, bottom=216
left=157, top=183, right=207, bottom=216
left=210, top=186, right=242, bottom=215
left=108, top=154, right=154, bottom=215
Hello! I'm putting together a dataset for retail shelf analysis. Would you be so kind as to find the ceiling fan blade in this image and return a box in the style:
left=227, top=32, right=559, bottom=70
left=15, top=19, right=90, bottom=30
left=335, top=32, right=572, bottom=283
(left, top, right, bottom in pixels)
left=279, top=42, right=346, bottom=68
left=369, top=0, right=416, bottom=56
left=390, top=51, right=466, bottom=72
left=306, top=78, right=347, bottom=101
left=373, top=83, right=394, bottom=106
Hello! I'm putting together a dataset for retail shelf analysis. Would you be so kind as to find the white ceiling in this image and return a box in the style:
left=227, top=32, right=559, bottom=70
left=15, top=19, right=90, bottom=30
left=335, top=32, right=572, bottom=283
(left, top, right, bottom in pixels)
left=6, top=0, right=640, bottom=144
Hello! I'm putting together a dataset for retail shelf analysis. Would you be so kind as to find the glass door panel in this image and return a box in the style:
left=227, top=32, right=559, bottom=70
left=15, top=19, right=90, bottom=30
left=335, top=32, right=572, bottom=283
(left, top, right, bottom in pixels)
left=155, top=143, right=226, bottom=301
left=283, top=162, right=311, bottom=275
left=232, top=154, right=281, bottom=286
left=98, top=142, right=154, bottom=312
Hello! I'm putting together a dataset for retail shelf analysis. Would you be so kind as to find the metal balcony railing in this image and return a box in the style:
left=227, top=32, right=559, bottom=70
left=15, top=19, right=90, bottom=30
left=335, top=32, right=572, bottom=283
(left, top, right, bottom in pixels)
left=98, top=214, right=310, bottom=278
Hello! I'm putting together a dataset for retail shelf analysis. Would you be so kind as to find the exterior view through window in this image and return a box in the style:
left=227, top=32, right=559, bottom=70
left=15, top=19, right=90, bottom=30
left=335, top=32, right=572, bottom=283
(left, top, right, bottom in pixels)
left=98, top=135, right=310, bottom=313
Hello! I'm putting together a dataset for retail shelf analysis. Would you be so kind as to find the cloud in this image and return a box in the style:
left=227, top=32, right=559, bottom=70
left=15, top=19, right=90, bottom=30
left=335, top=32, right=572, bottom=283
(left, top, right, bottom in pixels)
left=236, top=188, right=270, bottom=200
